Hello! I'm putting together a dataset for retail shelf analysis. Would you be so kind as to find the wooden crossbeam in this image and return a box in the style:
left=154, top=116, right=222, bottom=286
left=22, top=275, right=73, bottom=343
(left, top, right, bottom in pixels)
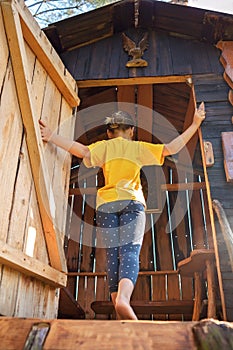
left=0, top=240, right=67, bottom=287
left=69, top=182, right=206, bottom=196
left=1, top=1, right=67, bottom=272
left=91, top=300, right=194, bottom=316
left=67, top=270, right=179, bottom=277
left=77, top=76, right=192, bottom=88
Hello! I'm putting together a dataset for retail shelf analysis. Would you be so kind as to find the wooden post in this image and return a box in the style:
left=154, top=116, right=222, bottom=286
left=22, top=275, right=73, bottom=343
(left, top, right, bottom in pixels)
left=206, top=259, right=216, bottom=319
left=198, top=128, right=227, bottom=320
left=192, top=272, right=202, bottom=321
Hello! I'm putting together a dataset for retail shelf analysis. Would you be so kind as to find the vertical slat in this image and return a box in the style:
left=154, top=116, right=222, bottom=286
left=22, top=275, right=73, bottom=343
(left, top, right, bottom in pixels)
left=95, top=276, right=109, bottom=319
left=66, top=239, right=80, bottom=298
left=192, top=272, right=202, bottom=321
left=167, top=274, right=182, bottom=320
left=169, top=169, right=189, bottom=262
left=0, top=60, right=22, bottom=242
left=132, top=275, right=151, bottom=319
left=79, top=174, right=96, bottom=318
left=190, top=190, right=206, bottom=249
left=84, top=276, right=96, bottom=319
left=202, top=190, right=214, bottom=249
left=95, top=244, right=109, bottom=319
left=137, top=84, right=153, bottom=141
left=180, top=275, right=194, bottom=321
left=206, top=259, right=217, bottom=319
left=0, top=6, right=8, bottom=88
left=117, top=85, right=135, bottom=116
left=152, top=274, right=166, bottom=320
left=155, top=168, right=174, bottom=270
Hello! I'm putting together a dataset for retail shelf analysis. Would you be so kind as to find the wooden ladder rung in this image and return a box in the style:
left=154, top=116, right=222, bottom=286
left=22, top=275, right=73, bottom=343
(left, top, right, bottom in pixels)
left=91, top=300, right=194, bottom=315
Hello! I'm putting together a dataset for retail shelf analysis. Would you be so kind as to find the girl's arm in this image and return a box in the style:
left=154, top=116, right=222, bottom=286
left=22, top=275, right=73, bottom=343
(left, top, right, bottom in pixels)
left=39, top=119, right=90, bottom=160
left=163, top=102, right=206, bottom=156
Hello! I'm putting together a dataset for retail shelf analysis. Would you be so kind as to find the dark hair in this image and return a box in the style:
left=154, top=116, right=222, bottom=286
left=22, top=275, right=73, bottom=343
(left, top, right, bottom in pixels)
left=105, top=111, right=135, bottom=132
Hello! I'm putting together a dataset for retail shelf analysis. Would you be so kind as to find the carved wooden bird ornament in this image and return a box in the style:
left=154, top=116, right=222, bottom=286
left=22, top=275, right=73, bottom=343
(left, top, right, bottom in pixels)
left=122, top=32, right=149, bottom=67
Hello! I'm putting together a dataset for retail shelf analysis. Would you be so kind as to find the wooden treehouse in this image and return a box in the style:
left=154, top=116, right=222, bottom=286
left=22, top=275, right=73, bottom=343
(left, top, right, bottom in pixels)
left=1, top=0, right=233, bottom=349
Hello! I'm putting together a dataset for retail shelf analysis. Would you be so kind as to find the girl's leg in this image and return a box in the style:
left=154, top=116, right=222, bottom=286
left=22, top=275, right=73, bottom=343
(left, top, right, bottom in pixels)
left=115, top=278, right=137, bottom=320
left=116, top=201, right=146, bottom=320
left=96, top=203, right=120, bottom=314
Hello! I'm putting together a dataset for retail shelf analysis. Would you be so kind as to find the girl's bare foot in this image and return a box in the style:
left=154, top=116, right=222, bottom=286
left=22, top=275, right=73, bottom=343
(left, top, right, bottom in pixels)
left=115, top=296, right=137, bottom=320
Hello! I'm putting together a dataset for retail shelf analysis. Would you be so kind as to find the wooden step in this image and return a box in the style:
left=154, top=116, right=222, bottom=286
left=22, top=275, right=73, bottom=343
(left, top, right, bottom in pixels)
left=58, top=288, right=85, bottom=319
left=91, top=300, right=194, bottom=315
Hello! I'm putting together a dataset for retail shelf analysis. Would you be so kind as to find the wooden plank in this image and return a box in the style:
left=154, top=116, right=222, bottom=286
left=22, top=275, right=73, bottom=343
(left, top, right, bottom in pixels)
left=0, top=140, right=37, bottom=317
left=40, top=78, right=68, bottom=243
left=0, top=318, right=199, bottom=350
left=180, top=275, right=194, bottom=321
left=69, top=182, right=206, bottom=195
left=179, top=86, right=198, bottom=161
left=117, top=85, right=135, bottom=115
left=77, top=75, right=192, bottom=88
left=7, top=0, right=80, bottom=107
left=178, top=249, right=215, bottom=276
left=155, top=209, right=174, bottom=269
left=222, top=132, right=233, bottom=182
left=152, top=274, right=166, bottom=320
left=0, top=240, right=67, bottom=287
left=32, top=281, right=58, bottom=319
left=190, top=190, right=207, bottom=249
left=0, top=267, right=19, bottom=316
left=0, top=6, right=8, bottom=89
left=68, top=270, right=179, bottom=277
left=91, top=300, right=193, bottom=316
left=0, top=61, right=22, bottom=242
left=137, top=84, right=153, bottom=141
left=167, top=274, right=182, bottom=320
left=1, top=2, right=66, bottom=272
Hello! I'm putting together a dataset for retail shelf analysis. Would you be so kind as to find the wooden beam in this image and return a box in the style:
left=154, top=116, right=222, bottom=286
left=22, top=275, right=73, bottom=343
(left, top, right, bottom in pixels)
left=161, top=182, right=206, bottom=191
left=69, top=182, right=206, bottom=196
left=67, top=270, right=178, bottom=277
left=77, top=76, right=192, bottom=88
left=198, top=128, right=227, bottom=321
left=1, top=1, right=67, bottom=272
left=0, top=240, right=67, bottom=287
left=178, top=85, right=197, bottom=163
left=6, top=0, right=79, bottom=107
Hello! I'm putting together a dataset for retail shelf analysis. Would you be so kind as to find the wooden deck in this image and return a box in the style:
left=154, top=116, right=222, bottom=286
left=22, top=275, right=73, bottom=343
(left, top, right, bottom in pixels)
left=1, top=317, right=233, bottom=350
left=0, top=318, right=196, bottom=349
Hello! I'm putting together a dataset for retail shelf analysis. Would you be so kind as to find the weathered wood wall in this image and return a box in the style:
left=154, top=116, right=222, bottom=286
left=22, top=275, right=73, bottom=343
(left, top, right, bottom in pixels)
left=61, top=29, right=223, bottom=81
left=0, top=0, right=78, bottom=318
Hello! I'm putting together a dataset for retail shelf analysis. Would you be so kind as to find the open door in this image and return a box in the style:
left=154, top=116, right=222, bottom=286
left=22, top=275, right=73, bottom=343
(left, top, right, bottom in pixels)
left=62, top=80, right=221, bottom=320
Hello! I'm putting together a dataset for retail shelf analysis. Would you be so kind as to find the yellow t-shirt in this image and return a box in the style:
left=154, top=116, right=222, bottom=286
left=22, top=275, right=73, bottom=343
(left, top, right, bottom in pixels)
left=84, top=137, right=164, bottom=208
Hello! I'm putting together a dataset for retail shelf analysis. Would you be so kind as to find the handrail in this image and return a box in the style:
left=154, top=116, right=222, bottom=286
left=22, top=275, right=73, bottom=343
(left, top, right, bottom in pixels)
left=212, top=199, right=233, bottom=272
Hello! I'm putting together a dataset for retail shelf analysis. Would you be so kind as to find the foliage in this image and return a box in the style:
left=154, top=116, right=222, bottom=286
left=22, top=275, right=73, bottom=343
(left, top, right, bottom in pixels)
left=25, top=0, right=188, bottom=28
left=25, top=0, right=119, bottom=27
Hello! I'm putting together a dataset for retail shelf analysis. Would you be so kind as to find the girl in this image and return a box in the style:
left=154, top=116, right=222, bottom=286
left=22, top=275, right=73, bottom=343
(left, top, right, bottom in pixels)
left=39, top=103, right=205, bottom=320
